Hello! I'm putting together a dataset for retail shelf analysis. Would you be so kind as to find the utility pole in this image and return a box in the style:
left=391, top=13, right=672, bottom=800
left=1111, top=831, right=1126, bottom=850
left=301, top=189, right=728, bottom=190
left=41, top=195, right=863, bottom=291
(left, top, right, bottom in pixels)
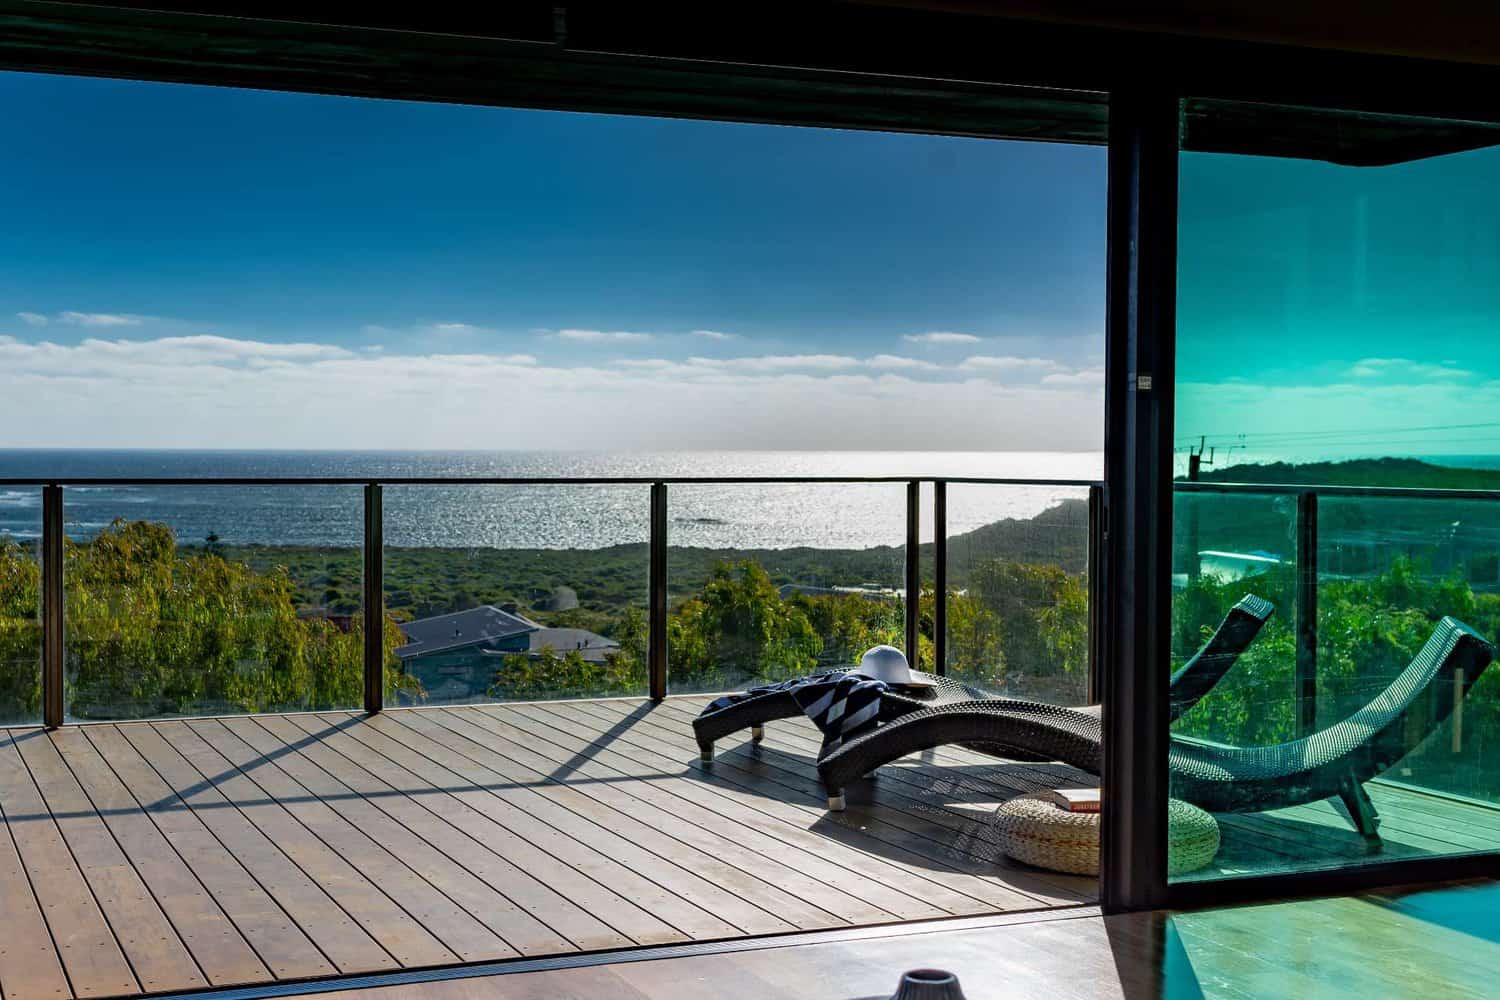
left=1186, top=437, right=1209, bottom=580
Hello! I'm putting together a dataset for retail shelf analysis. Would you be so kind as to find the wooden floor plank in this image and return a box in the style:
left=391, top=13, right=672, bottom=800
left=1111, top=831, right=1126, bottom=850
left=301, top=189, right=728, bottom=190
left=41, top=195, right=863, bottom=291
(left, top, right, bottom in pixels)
left=453, top=704, right=989, bottom=920
left=0, top=735, right=72, bottom=1000
left=116, top=723, right=398, bottom=976
left=215, top=715, right=558, bottom=959
left=378, top=711, right=792, bottom=937
left=514, top=702, right=1042, bottom=913
left=0, top=731, right=138, bottom=998
left=508, top=705, right=996, bottom=911
left=423, top=707, right=885, bottom=929
left=80, top=726, right=336, bottom=983
left=307, top=716, right=699, bottom=953
left=572, top=698, right=1014, bottom=855
left=273, top=714, right=656, bottom=952
left=4, top=699, right=1496, bottom=1000
left=48, top=728, right=268, bottom=988
left=16, top=729, right=209, bottom=994
left=351, top=711, right=742, bottom=939
left=151, top=721, right=458, bottom=970
left=440, top=705, right=920, bottom=925
left=546, top=699, right=1077, bottom=909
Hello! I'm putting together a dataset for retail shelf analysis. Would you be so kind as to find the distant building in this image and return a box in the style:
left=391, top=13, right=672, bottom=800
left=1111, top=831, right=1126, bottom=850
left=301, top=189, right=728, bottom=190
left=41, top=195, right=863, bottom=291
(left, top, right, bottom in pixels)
left=395, top=603, right=619, bottom=704
left=777, top=583, right=903, bottom=601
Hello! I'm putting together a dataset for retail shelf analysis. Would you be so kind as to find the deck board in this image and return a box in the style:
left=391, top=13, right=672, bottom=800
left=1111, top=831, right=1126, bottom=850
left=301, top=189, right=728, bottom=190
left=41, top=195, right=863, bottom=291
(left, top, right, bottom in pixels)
left=6, top=697, right=1500, bottom=999
left=116, top=723, right=396, bottom=975
left=79, top=726, right=337, bottom=982
left=0, top=731, right=141, bottom=999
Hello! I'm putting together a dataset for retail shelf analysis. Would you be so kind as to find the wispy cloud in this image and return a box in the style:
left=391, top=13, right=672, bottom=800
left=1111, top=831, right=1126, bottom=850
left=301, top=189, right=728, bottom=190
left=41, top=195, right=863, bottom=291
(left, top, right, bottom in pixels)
left=904, top=331, right=981, bottom=345
left=1347, top=357, right=1474, bottom=380
left=686, top=354, right=862, bottom=372
left=0, top=333, right=1104, bottom=450
left=16, top=312, right=48, bottom=327
left=690, top=329, right=738, bottom=341
left=960, top=355, right=1065, bottom=372
left=1041, top=367, right=1105, bottom=386
left=58, top=311, right=145, bottom=327
left=554, top=328, right=654, bottom=343
left=866, top=354, right=940, bottom=371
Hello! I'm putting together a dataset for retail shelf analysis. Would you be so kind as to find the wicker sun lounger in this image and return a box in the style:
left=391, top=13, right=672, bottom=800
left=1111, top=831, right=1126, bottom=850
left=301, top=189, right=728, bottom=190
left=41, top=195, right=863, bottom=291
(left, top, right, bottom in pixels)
left=692, top=593, right=1275, bottom=764
left=817, top=616, right=1495, bottom=842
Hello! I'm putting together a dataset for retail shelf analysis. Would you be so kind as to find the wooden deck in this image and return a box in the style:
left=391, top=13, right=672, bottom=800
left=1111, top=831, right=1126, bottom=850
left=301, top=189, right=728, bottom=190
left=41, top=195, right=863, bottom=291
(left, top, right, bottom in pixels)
left=0, top=696, right=1095, bottom=1000
left=2, top=696, right=1496, bottom=999
left=1207, top=778, right=1500, bottom=880
left=292, top=879, right=1500, bottom=1000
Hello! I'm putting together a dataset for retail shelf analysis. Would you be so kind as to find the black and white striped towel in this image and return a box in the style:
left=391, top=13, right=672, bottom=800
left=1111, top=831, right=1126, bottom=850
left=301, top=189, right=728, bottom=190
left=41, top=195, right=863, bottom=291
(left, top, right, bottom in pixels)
left=706, top=671, right=888, bottom=754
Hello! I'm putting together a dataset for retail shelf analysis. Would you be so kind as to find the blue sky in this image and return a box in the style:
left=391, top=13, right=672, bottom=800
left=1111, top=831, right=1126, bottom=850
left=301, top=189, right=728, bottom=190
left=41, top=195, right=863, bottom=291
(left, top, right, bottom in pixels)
left=0, top=71, right=1108, bottom=450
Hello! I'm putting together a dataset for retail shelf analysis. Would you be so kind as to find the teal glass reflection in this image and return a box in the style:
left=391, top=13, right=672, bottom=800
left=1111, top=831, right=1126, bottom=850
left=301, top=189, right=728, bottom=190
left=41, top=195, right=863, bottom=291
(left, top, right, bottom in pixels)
left=1171, top=106, right=1500, bottom=882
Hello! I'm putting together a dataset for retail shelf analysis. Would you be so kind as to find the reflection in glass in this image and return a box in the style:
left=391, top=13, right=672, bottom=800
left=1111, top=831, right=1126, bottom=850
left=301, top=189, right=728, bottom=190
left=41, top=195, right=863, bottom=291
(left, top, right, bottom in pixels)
left=1172, top=102, right=1500, bottom=882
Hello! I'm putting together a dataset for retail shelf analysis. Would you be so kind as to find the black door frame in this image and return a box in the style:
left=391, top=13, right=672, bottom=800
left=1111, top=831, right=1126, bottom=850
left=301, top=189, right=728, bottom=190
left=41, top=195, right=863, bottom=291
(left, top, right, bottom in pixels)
left=4, top=0, right=1500, bottom=914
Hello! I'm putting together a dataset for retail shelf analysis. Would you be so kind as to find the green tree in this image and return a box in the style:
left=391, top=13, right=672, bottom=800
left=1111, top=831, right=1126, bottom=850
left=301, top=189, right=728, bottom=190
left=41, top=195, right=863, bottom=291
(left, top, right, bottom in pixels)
left=0, top=520, right=417, bottom=721
left=667, top=560, right=821, bottom=689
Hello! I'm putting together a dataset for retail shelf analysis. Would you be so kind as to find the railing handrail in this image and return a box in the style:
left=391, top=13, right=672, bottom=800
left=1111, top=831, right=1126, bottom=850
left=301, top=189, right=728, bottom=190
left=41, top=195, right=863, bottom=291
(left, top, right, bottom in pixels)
left=0, top=474, right=1103, bottom=487
left=27, top=471, right=1107, bottom=726
left=1175, top=480, right=1500, bottom=502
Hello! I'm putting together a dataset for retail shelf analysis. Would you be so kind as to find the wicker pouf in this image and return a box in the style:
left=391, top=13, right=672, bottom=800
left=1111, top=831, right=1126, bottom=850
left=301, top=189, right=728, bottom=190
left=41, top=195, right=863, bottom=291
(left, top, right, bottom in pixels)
left=992, top=794, right=1219, bottom=876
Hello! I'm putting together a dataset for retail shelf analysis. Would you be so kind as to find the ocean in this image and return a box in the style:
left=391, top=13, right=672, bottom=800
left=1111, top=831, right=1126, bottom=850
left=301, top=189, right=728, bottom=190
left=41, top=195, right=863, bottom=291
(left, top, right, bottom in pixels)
left=0, top=450, right=1102, bottom=551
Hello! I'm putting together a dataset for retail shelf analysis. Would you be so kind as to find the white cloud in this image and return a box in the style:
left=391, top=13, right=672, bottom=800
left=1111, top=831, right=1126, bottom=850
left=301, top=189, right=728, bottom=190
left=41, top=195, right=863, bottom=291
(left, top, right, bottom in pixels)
left=690, top=329, right=738, bottom=341
left=427, top=322, right=487, bottom=335
left=1177, top=378, right=1500, bottom=460
left=1041, top=367, right=1105, bottom=386
left=16, top=312, right=48, bottom=327
left=960, top=355, right=1065, bottom=372
left=686, top=354, right=862, bottom=372
left=58, top=311, right=144, bottom=327
left=903, top=331, right=982, bottom=344
left=865, top=354, right=940, bottom=371
left=0, top=333, right=1104, bottom=451
left=1347, top=357, right=1474, bottom=380
left=555, top=328, right=654, bottom=343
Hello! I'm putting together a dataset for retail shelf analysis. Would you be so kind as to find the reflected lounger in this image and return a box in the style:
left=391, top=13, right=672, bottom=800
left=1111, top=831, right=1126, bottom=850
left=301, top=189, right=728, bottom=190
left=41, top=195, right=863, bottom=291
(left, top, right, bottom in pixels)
left=691, top=593, right=1276, bottom=764
left=817, top=616, right=1495, bottom=843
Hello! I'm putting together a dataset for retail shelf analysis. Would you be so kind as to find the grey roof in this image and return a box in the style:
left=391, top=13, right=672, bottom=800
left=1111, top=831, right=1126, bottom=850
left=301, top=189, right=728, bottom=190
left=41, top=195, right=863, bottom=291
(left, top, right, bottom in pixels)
left=395, top=605, right=540, bottom=659
left=528, top=627, right=619, bottom=658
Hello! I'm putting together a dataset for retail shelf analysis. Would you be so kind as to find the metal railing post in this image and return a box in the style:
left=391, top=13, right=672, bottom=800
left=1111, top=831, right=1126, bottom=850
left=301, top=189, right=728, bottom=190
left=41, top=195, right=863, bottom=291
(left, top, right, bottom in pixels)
left=1295, top=490, right=1319, bottom=736
left=363, top=483, right=384, bottom=714
left=649, top=482, right=668, bottom=701
left=1087, top=483, right=1104, bottom=706
left=42, top=485, right=64, bottom=729
left=905, top=480, right=921, bottom=668
left=933, top=480, right=947, bottom=676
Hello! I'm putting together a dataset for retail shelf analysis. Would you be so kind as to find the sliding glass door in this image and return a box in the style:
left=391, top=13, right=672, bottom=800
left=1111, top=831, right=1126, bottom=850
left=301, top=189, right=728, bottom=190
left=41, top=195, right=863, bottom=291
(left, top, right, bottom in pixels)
left=1170, top=99, right=1500, bottom=883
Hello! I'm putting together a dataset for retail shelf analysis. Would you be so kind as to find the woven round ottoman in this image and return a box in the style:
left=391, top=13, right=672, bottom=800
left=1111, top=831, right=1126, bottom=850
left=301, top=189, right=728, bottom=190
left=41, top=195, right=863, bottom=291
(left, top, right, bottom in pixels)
left=992, top=794, right=1219, bottom=876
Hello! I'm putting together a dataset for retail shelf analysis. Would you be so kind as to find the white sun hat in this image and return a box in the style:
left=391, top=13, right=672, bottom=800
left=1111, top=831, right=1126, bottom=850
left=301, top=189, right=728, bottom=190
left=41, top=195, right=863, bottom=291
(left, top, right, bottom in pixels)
left=856, top=644, right=934, bottom=688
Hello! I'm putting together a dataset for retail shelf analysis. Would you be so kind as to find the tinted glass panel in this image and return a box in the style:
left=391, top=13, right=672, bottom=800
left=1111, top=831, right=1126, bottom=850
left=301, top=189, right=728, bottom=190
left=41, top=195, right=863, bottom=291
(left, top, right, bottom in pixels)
left=1173, top=101, right=1500, bottom=882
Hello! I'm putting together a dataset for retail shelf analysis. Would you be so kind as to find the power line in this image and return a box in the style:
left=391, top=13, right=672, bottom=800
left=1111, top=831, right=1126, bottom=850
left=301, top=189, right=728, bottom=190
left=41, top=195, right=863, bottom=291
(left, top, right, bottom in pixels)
left=1175, top=420, right=1500, bottom=447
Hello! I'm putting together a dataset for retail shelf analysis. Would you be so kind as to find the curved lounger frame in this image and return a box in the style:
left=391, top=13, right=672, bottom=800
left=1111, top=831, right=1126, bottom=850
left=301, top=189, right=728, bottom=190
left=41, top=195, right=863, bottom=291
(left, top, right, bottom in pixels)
left=818, top=616, right=1495, bottom=843
left=691, top=593, right=1274, bottom=763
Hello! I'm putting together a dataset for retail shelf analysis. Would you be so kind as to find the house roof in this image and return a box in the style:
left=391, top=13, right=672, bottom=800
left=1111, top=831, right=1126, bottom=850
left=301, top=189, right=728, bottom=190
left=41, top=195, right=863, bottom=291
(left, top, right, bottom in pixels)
left=395, top=605, right=540, bottom=659
left=528, top=628, right=620, bottom=659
